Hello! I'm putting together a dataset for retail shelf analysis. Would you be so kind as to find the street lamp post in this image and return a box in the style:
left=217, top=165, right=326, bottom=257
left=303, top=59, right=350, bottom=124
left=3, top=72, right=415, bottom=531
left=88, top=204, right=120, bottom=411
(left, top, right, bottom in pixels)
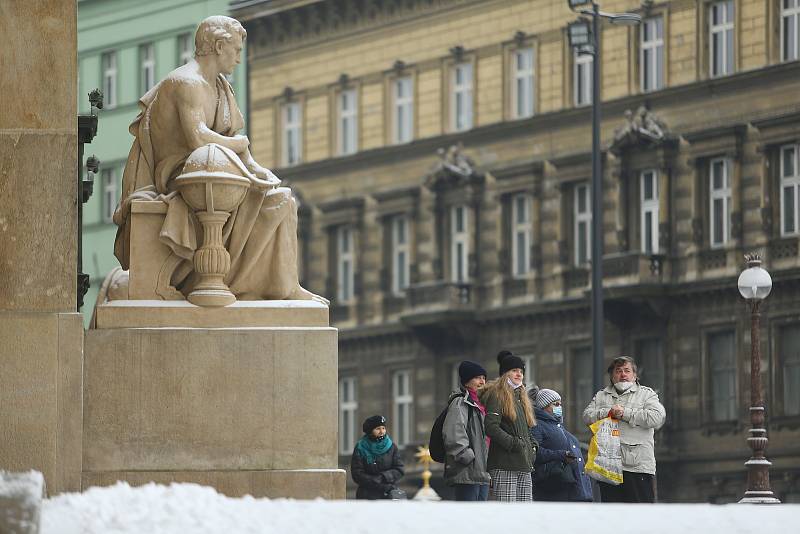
left=567, top=1, right=640, bottom=390
left=737, top=253, right=780, bottom=504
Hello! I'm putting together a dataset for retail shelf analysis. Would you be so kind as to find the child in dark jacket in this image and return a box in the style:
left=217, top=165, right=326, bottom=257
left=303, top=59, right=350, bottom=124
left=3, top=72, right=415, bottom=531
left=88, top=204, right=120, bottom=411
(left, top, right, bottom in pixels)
left=350, top=415, right=405, bottom=499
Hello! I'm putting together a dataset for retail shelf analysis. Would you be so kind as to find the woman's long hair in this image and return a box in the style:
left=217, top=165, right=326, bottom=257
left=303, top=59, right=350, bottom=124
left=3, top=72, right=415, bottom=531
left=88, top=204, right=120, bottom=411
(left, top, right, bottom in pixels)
left=482, top=372, right=536, bottom=427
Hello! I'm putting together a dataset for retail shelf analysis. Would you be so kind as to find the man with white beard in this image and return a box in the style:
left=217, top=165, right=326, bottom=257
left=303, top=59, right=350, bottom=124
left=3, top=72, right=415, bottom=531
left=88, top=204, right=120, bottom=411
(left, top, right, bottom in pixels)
left=583, top=356, right=666, bottom=503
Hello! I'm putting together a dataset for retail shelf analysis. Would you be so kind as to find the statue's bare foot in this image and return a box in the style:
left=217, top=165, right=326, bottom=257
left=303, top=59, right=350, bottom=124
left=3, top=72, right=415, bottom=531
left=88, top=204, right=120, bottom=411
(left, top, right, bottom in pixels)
left=288, top=285, right=330, bottom=306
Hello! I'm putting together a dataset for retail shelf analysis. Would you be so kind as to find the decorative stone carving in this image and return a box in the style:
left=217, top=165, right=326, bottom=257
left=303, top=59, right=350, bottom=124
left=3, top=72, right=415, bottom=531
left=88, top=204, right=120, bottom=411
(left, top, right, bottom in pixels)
left=425, top=143, right=482, bottom=190
left=107, top=16, right=326, bottom=307
left=610, top=106, right=672, bottom=155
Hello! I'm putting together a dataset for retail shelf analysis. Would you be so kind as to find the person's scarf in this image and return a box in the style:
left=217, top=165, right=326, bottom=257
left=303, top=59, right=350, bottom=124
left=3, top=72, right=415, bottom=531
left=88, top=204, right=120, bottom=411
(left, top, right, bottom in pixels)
left=468, top=389, right=490, bottom=448
left=355, top=434, right=394, bottom=464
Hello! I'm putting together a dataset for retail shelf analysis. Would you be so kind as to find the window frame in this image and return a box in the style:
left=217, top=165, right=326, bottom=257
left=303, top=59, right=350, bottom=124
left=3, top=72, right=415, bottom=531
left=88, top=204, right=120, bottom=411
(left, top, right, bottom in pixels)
left=336, top=225, right=355, bottom=304
left=101, top=167, right=117, bottom=224
left=573, top=49, right=592, bottom=107
left=337, top=87, right=359, bottom=156
left=709, top=1, right=735, bottom=77
left=391, top=215, right=410, bottom=295
left=392, top=76, right=414, bottom=144
left=511, top=193, right=532, bottom=277
left=450, top=204, right=470, bottom=283
left=392, top=369, right=413, bottom=448
left=511, top=47, right=535, bottom=119
left=640, top=169, right=660, bottom=254
left=640, top=16, right=665, bottom=92
left=782, top=0, right=800, bottom=62
left=451, top=62, right=474, bottom=132
left=780, top=143, right=800, bottom=236
left=709, top=157, right=733, bottom=247
left=101, top=51, right=117, bottom=109
left=281, top=101, right=303, bottom=167
left=140, top=42, right=156, bottom=95
left=706, top=329, right=738, bottom=423
left=574, top=183, right=591, bottom=266
left=338, top=377, right=358, bottom=455
left=773, top=321, right=800, bottom=418
left=178, top=33, right=193, bottom=65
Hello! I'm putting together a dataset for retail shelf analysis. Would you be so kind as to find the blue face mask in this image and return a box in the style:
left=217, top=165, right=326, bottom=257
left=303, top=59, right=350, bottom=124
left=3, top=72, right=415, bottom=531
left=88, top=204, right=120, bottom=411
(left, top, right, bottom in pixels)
left=552, top=405, right=563, bottom=419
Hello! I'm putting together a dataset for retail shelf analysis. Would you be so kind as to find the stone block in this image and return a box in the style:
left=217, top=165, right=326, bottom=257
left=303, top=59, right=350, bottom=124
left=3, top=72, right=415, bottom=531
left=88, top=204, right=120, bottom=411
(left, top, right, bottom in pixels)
left=0, top=312, right=83, bottom=494
left=0, top=471, right=45, bottom=534
left=83, top=317, right=341, bottom=498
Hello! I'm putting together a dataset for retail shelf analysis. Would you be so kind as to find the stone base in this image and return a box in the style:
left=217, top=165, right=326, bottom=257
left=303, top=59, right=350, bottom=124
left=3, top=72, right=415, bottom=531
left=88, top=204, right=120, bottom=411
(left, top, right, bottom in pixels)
left=83, top=303, right=341, bottom=499
left=0, top=312, right=83, bottom=494
left=82, top=469, right=346, bottom=499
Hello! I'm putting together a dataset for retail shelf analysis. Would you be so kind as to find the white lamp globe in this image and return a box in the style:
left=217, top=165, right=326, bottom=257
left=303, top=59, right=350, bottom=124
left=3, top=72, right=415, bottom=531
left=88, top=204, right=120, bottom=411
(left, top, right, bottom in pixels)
left=738, top=257, right=772, bottom=300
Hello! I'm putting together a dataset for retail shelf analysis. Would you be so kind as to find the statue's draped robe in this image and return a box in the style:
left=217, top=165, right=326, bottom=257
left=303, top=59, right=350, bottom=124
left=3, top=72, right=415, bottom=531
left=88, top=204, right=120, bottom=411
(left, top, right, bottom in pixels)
left=113, top=72, right=300, bottom=299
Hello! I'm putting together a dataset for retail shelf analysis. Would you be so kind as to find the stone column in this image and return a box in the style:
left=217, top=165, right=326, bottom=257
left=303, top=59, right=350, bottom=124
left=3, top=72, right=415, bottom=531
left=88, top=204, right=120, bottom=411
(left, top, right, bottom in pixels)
left=0, top=1, right=83, bottom=493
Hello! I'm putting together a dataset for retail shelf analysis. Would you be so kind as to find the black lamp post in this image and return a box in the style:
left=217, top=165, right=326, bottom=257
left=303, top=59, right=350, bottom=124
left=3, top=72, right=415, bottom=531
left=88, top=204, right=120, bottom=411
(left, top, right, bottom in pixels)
left=566, top=1, right=641, bottom=390
left=737, top=253, right=780, bottom=504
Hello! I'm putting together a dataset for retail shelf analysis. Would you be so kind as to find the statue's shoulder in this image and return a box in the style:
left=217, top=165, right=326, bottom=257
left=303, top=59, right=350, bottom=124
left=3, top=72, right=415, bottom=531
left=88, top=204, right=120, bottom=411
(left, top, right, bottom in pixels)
left=160, top=64, right=208, bottom=96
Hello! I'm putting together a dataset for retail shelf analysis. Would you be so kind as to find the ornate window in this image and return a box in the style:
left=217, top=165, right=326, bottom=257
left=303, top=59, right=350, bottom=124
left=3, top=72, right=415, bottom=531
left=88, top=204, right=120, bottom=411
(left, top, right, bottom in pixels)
left=337, top=88, right=358, bottom=156
left=782, top=0, right=800, bottom=62
left=574, top=183, right=591, bottom=265
left=282, top=101, right=302, bottom=167
left=636, top=338, right=665, bottom=394
left=338, top=377, right=358, bottom=454
left=709, top=1, right=735, bottom=77
left=392, top=370, right=413, bottom=447
left=450, top=205, right=470, bottom=283
left=570, top=347, right=593, bottom=429
left=391, top=215, right=410, bottom=295
left=640, top=169, right=659, bottom=254
left=451, top=62, right=473, bottom=132
left=512, top=47, right=535, bottom=119
left=336, top=226, right=355, bottom=303
left=392, top=77, right=413, bottom=144
left=777, top=323, right=800, bottom=416
left=573, top=49, right=592, bottom=106
left=640, top=16, right=664, bottom=92
left=709, top=158, right=732, bottom=247
left=708, top=330, right=737, bottom=422
left=511, top=193, right=532, bottom=277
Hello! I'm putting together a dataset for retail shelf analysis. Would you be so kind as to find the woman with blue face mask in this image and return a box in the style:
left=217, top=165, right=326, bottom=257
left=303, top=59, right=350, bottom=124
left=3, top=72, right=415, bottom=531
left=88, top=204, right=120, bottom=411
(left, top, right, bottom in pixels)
left=529, top=389, right=593, bottom=502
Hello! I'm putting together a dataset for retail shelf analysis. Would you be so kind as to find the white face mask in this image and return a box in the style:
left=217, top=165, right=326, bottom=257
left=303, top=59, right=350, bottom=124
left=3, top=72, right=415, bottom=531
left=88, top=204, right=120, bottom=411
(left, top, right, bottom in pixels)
left=614, top=381, right=634, bottom=392
left=507, top=377, right=523, bottom=389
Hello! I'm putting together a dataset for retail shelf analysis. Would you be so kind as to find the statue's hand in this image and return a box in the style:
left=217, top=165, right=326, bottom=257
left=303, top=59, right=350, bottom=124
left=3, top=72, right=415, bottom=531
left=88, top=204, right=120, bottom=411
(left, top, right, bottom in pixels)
left=248, top=163, right=281, bottom=190
left=230, top=134, right=250, bottom=154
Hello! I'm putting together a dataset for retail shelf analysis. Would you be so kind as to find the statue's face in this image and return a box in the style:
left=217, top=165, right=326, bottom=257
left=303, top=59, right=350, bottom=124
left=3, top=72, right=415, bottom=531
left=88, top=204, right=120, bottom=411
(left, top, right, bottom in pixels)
left=216, top=33, right=243, bottom=75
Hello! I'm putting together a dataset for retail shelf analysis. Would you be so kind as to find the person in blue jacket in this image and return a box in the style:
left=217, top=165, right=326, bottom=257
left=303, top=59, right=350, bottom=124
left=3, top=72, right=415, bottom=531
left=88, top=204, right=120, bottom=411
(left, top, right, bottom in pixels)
left=530, top=388, right=593, bottom=502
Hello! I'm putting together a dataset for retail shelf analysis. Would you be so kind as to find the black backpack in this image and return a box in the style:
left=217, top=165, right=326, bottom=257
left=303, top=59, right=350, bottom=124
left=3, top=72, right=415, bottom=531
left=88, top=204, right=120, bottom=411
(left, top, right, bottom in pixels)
left=428, top=392, right=469, bottom=463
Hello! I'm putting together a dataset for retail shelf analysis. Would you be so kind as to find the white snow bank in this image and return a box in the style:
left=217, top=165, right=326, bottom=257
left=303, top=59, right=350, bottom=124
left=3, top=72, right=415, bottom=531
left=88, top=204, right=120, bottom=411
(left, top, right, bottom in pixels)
left=42, top=482, right=799, bottom=534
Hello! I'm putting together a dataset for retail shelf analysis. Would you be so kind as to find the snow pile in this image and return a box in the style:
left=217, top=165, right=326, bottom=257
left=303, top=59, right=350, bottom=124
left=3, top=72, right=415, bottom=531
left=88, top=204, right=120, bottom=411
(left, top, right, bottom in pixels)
left=42, top=482, right=799, bottom=534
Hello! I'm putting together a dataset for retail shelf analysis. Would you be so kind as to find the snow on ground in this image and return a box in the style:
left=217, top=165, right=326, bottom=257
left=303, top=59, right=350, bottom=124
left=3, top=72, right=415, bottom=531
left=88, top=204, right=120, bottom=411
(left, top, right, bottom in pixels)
left=42, top=482, right=799, bottom=534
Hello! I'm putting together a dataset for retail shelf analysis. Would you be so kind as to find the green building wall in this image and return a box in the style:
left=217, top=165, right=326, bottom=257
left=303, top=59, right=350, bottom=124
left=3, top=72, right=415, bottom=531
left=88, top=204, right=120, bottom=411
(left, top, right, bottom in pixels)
left=78, top=0, right=247, bottom=325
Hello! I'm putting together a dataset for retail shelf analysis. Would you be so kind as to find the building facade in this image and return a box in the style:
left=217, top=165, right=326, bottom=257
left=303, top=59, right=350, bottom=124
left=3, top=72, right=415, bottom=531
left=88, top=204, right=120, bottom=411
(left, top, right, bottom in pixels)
left=78, top=0, right=247, bottom=324
left=234, top=0, right=800, bottom=501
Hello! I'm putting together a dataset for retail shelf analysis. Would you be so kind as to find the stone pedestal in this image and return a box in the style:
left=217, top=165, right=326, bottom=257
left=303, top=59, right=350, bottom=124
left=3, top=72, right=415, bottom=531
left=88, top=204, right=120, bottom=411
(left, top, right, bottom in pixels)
left=84, top=301, right=344, bottom=499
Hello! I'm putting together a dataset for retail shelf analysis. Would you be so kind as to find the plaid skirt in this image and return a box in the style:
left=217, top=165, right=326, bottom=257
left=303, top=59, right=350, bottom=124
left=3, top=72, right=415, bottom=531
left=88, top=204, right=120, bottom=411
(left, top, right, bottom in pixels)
left=489, top=469, right=533, bottom=502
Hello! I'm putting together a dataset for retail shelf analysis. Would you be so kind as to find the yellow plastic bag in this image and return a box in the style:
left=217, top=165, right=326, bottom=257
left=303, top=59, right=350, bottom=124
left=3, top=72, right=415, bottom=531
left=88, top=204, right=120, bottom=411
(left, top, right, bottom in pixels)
left=585, top=417, right=623, bottom=485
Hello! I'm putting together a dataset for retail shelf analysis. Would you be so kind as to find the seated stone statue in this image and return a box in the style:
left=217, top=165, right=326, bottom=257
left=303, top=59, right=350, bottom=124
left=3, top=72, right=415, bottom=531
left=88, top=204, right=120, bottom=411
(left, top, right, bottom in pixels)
left=111, top=15, right=324, bottom=304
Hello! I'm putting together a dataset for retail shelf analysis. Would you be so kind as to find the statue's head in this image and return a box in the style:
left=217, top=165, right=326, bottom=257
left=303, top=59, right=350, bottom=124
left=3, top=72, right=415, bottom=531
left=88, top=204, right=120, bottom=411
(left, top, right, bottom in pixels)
left=194, top=16, right=247, bottom=74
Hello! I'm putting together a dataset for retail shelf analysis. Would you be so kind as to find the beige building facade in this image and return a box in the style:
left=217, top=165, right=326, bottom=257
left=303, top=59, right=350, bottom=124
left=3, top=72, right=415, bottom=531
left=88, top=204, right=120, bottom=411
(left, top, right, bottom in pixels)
left=233, top=0, right=800, bottom=501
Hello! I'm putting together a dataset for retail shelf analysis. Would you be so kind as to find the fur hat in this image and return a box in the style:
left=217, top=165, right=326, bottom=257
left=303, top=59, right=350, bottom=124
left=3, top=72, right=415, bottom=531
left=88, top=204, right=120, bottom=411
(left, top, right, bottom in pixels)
left=497, top=350, right=525, bottom=376
left=536, top=388, right=561, bottom=409
left=362, top=415, right=386, bottom=435
left=458, top=360, right=487, bottom=386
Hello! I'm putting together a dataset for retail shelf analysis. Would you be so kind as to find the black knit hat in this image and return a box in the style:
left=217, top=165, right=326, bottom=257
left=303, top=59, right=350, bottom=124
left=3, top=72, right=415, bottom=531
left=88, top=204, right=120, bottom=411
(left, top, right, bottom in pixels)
left=497, top=350, right=525, bottom=376
left=362, top=415, right=386, bottom=435
left=458, top=360, right=487, bottom=386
